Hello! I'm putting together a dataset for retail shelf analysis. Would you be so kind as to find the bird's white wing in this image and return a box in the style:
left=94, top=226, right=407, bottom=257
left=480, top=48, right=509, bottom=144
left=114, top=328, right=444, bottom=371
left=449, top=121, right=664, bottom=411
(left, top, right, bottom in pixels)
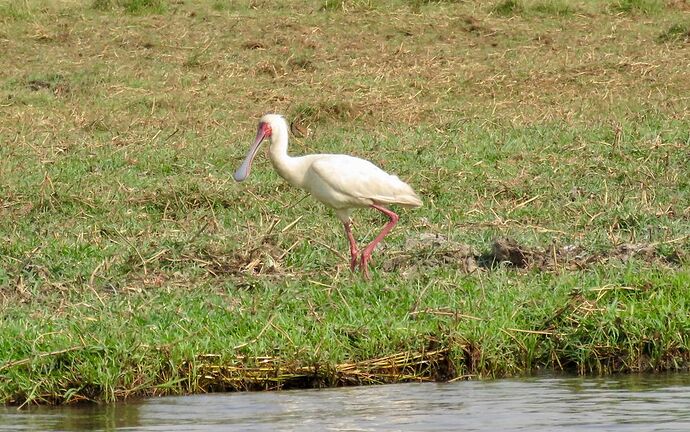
left=307, top=155, right=422, bottom=209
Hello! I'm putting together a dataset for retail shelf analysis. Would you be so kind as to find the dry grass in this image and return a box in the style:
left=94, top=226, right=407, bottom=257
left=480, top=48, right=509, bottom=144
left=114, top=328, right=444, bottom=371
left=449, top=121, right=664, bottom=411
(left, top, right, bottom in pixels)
left=1, top=1, right=688, bottom=139
left=194, top=348, right=452, bottom=392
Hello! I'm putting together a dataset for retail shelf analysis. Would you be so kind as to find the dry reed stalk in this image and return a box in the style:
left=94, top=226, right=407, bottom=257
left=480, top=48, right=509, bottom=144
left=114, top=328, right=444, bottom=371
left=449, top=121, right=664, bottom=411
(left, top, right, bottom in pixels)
left=193, top=348, right=451, bottom=390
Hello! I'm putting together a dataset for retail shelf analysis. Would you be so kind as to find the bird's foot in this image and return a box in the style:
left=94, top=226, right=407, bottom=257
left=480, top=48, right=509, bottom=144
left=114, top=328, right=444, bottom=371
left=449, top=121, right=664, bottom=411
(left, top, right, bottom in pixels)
left=349, top=254, right=359, bottom=272
left=359, top=252, right=372, bottom=280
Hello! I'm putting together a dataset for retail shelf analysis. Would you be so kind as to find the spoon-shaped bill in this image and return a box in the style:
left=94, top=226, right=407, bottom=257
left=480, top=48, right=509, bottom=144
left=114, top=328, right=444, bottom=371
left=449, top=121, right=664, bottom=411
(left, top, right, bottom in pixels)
left=233, top=128, right=266, bottom=182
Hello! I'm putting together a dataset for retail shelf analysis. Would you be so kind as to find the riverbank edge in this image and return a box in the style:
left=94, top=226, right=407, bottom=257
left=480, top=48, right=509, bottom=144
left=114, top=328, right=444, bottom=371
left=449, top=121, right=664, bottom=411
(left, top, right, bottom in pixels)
left=4, top=334, right=689, bottom=407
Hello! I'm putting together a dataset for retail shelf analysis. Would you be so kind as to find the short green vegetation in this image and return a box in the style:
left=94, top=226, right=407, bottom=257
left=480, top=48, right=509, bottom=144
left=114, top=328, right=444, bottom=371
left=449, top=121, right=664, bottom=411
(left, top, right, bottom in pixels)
left=1, top=0, right=688, bottom=406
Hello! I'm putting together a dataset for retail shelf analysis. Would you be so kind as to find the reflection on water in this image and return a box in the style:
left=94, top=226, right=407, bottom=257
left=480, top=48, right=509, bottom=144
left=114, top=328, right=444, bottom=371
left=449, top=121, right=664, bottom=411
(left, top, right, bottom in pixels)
left=2, top=374, right=690, bottom=431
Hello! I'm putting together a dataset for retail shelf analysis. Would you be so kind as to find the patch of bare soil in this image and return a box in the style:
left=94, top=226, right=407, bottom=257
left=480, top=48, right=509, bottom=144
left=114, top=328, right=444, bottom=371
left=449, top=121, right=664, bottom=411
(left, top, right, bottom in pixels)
left=385, top=233, right=687, bottom=274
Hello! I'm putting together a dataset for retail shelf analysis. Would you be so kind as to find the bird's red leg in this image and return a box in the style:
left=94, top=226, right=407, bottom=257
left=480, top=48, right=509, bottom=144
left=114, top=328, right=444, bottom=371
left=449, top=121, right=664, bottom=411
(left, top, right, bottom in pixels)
left=343, top=221, right=359, bottom=271
left=360, top=204, right=399, bottom=279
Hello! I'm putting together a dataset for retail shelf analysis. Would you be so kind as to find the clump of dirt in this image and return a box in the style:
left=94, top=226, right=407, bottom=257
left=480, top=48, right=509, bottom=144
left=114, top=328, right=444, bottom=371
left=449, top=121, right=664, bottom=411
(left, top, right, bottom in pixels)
left=387, top=233, right=686, bottom=274
left=383, top=233, right=479, bottom=274
left=455, top=15, right=495, bottom=37
left=486, top=238, right=686, bottom=271
left=27, top=79, right=52, bottom=91
left=242, top=41, right=266, bottom=50
left=490, top=237, right=530, bottom=267
left=26, top=76, right=69, bottom=96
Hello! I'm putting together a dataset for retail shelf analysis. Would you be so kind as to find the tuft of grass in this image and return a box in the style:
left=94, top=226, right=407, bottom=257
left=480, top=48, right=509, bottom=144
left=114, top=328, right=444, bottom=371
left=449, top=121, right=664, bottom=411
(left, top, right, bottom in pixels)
left=0, top=3, right=31, bottom=21
left=290, top=101, right=360, bottom=125
left=91, top=0, right=114, bottom=10
left=531, top=1, right=573, bottom=16
left=658, top=23, right=690, bottom=43
left=611, top=0, right=663, bottom=14
left=125, top=0, right=166, bottom=14
left=211, top=0, right=228, bottom=11
left=91, top=0, right=166, bottom=14
left=183, top=50, right=205, bottom=68
left=492, top=0, right=573, bottom=16
left=321, top=0, right=376, bottom=11
left=492, top=0, right=523, bottom=15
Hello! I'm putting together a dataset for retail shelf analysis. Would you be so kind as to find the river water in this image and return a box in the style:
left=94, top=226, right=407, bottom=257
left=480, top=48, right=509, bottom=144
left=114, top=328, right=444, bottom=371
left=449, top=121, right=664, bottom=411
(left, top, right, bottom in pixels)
left=2, top=374, right=690, bottom=431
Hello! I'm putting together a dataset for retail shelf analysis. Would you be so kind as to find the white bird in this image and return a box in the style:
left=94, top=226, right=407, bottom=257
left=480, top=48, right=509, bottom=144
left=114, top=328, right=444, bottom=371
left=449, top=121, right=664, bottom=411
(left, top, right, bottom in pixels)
left=234, top=114, right=422, bottom=278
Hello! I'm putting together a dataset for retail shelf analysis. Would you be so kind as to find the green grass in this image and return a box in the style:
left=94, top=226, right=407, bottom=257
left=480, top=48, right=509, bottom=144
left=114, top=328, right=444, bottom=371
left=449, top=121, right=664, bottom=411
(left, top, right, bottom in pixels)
left=611, top=0, right=664, bottom=14
left=2, top=266, right=688, bottom=405
left=658, top=22, right=690, bottom=43
left=1, top=0, right=689, bottom=406
left=492, top=0, right=575, bottom=16
left=91, top=0, right=167, bottom=14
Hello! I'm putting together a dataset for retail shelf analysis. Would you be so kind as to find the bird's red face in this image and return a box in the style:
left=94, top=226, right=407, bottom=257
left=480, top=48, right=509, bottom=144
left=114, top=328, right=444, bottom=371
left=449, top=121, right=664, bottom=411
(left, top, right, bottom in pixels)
left=259, top=122, right=272, bottom=138
left=234, top=121, right=272, bottom=182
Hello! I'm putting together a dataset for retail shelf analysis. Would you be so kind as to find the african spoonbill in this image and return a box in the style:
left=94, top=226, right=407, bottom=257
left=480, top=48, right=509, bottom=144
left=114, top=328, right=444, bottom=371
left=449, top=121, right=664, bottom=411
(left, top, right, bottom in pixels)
left=234, top=114, right=422, bottom=278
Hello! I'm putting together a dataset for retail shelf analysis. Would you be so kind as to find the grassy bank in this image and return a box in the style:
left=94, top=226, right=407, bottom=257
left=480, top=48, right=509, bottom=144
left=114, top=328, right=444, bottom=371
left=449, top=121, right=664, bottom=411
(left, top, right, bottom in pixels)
left=2, top=265, right=688, bottom=405
left=1, top=0, right=689, bottom=405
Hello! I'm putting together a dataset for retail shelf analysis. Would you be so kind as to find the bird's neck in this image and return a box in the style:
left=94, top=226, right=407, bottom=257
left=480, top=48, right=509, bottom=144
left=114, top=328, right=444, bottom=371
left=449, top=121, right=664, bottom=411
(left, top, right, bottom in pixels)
left=268, top=129, right=306, bottom=188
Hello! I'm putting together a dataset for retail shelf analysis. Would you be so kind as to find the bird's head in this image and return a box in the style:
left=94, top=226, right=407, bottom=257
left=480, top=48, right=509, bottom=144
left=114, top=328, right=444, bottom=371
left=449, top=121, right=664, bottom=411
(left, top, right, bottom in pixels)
left=233, top=114, right=286, bottom=182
